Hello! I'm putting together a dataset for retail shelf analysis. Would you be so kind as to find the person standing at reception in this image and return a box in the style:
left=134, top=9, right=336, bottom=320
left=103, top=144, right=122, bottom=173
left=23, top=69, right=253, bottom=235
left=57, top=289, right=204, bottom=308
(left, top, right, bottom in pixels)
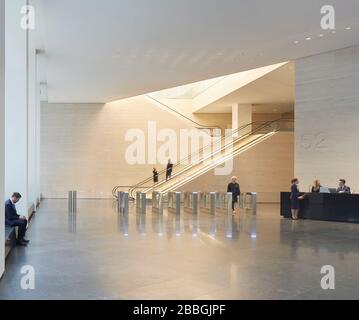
left=290, top=178, right=304, bottom=220
left=337, top=179, right=351, bottom=194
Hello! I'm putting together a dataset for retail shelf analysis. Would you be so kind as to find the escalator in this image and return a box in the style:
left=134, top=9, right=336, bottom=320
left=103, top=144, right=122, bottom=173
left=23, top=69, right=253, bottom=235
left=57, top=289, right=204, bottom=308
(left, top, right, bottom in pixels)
left=112, top=118, right=293, bottom=199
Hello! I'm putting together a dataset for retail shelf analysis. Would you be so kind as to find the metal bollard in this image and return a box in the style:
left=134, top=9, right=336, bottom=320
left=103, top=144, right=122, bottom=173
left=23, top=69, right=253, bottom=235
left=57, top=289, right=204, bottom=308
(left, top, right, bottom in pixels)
left=141, top=192, right=147, bottom=214
left=175, top=192, right=181, bottom=215
left=153, top=192, right=164, bottom=215
left=192, top=192, right=199, bottom=215
left=158, top=193, right=164, bottom=215
left=136, top=192, right=141, bottom=212
left=226, top=193, right=233, bottom=238
left=123, top=192, right=129, bottom=215
left=68, top=191, right=73, bottom=213
left=227, top=192, right=233, bottom=216
left=73, top=191, right=77, bottom=213
left=210, top=192, right=216, bottom=215
left=68, top=190, right=77, bottom=213
left=117, top=191, right=123, bottom=213
left=201, top=193, right=206, bottom=209
left=240, top=193, right=245, bottom=209
left=68, top=191, right=77, bottom=233
left=251, top=192, right=257, bottom=215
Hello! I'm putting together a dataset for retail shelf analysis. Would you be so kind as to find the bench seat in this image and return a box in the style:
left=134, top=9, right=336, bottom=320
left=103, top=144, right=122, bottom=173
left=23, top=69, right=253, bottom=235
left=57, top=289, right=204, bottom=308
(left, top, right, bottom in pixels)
left=5, top=226, right=17, bottom=259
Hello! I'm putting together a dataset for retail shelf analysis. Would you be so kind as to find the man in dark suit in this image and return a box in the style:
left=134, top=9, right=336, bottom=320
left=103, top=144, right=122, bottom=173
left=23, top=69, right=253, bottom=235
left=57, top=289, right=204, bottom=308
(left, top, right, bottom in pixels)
left=337, top=179, right=351, bottom=194
left=5, top=192, right=30, bottom=246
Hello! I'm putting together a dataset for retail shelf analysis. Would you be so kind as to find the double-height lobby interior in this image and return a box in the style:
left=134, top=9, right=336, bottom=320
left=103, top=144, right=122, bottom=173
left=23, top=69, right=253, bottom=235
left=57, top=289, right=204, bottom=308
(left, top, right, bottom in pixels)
left=1, top=0, right=359, bottom=300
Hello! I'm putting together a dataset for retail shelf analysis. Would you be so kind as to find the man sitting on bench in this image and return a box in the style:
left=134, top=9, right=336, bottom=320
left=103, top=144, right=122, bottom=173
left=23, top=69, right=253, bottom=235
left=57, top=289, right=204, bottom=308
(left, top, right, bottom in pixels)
left=5, top=192, right=30, bottom=246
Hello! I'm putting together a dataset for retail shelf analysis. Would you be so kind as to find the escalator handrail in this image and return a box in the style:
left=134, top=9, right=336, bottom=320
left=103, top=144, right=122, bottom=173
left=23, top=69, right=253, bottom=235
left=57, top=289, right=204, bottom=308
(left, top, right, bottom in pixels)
left=113, top=118, right=293, bottom=198
left=126, top=120, right=266, bottom=198
left=141, top=118, right=290, bottom=195
left=113, top=120, right=255, bottom=197
left=146, top=95, right=222, bottom=130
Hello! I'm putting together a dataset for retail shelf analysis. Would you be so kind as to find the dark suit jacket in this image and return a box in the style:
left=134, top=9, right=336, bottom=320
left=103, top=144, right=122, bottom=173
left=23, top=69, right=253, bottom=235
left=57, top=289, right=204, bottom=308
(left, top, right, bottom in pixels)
left=166, top=163, right=173, bottom=173
left=337, top=186, right=351, bottom=194
left=5, top=199, right=20, bottom=226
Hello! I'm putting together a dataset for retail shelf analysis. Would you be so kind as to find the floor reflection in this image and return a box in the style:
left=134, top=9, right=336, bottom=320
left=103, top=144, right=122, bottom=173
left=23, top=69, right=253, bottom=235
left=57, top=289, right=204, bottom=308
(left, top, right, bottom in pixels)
left=3, top=200, right=359, bottom=300
left=68, top=210, right=77, bottom=233
left=112, top=205, right=254, bottom=241
left=117, top=212, right=129, bottom=237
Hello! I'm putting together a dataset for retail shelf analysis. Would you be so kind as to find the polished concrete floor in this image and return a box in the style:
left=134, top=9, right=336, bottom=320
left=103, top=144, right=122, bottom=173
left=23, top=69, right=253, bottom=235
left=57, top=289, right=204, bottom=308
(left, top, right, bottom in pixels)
left=1, top=199, right=359, bottom=300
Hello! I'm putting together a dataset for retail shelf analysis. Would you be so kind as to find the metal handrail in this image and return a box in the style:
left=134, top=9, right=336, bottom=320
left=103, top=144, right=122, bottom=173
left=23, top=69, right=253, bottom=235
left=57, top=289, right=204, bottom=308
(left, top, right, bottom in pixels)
left=142, top=119, right=292, bottom=195
left=113, top=118, right=293, bottom=198
left=146, top=95, right=222, bottom=131
left=114, top=120, right=256, bottom=198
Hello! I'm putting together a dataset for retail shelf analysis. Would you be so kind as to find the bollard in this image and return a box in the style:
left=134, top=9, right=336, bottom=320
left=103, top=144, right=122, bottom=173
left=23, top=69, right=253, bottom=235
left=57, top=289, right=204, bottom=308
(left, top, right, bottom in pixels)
left=226, top=192, right=233, bottom=238
left=136, top=192, right=141, bottom=212
left=123, top=192, right=129, bottom=215
left=68, top=191, right=73, bottom=213
left=227, top=192, right=233, bottom=216
left=73, top=190, right=77, bottom=214
left=158, top=193, right=164, bottom=215
left=68, top=190, right=77, bottom=213
left=118, top=191, right=125, bottom=213
left=153, top=192, right=163, bottom=215
left=141, top=192, right=147, bottom=214
left=251, top=192, right=257, bottom=215
left=192, top=192, right=199, bottom=215
left=175, top=192, right=181, bottom=215
left=201, top=193, right=206, bottom=209
left=240, top=193, right=245, bottom=209
left=210, top=192, right=216, bottom=215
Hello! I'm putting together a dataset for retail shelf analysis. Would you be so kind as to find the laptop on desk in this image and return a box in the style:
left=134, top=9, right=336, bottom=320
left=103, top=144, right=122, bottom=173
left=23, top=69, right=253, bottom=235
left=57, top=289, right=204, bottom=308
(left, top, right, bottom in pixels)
left=319, top=187, right=337, bottom=194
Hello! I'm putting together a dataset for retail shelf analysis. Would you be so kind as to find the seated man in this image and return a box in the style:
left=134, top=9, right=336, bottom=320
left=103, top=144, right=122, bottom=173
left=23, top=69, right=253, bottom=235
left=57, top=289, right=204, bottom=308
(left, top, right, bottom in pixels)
left=5, top=192, right=30, bottom=246
left=337, top=179, right=351, bottom=194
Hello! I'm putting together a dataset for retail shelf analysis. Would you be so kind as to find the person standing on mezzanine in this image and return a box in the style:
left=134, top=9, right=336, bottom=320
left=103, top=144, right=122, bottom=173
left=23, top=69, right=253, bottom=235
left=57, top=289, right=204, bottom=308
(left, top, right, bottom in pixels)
left=5, top=192, right=30, bottom=246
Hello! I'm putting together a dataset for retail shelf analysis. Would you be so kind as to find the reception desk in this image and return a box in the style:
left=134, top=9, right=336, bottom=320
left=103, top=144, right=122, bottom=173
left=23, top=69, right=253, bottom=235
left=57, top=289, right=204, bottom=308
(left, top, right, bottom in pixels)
left=280, top=192, right=359, bottom=223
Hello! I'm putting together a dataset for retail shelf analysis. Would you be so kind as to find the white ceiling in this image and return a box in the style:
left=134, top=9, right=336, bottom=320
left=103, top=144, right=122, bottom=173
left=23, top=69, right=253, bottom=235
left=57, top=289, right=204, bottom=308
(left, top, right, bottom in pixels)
left=149, top=76, right=227, bottom=100
left=37, top=0, right=359, bottom=103
left=197, top=62, right=295, bottom=113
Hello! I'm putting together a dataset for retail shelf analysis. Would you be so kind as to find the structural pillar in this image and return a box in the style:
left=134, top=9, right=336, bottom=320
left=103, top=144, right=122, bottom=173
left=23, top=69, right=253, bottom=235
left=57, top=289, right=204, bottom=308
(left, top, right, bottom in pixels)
left=232, top=103, right=252, bottom=137
left=0, top=0, right=6, bottom=278
left=5, top=0, right=29, bottom=216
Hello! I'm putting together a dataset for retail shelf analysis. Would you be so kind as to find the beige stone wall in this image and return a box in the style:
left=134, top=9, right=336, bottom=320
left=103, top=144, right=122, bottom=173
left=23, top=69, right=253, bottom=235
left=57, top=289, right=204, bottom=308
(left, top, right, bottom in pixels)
left=41, top=95, right=228, bottom=198
left=295, top=45, right=359, bottom=193
left=178, top=132, right=294, bottom=203
left=41, top=96, right=293, bottom=200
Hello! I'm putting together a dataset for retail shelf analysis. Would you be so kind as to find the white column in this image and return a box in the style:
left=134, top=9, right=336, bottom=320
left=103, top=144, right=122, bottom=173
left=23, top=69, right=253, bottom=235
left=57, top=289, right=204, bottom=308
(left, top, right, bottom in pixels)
left=232, top=103, right=252, bottom=137
left=27, top=37, right=38, bottom=209
left=5, top=0, right=29, bottom=216
left=0, top=0, right=6, bottom=278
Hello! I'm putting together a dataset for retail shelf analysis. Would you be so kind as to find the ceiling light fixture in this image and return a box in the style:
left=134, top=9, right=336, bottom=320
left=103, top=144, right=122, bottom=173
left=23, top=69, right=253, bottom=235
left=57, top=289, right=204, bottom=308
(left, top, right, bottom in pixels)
left=294, top=40, right=299, bottom=44
left=345, top=26, right=352, bottom=30
left=305, top=37, right=311, bottom=41
left=319, top=34, right=324, bottom=37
